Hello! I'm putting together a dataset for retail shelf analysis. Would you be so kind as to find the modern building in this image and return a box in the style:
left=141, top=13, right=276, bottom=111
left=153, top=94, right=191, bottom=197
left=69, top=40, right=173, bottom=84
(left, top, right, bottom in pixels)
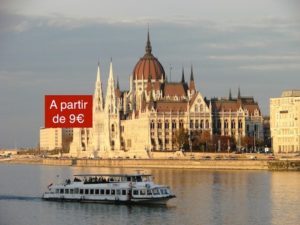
left=65, top=31, right=264, bottom=158
left=270, top=90, right=300, bottom=153
left=40, top=128, right=73, bottom=151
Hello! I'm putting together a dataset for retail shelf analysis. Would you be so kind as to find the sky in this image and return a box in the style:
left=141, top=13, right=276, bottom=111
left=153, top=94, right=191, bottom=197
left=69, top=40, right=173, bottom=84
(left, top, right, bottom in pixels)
left=0, top=0, right=300, bottom=148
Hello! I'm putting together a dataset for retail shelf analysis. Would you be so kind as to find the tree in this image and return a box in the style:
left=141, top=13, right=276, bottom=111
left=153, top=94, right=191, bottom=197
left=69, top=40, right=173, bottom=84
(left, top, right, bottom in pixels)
left=212, top=135, right=236, bottom=152
left=173, top=128, right=189, bottom=151
left=241, top=135, right=254, bottom=151
left=191, top=130, right=212, bottom=151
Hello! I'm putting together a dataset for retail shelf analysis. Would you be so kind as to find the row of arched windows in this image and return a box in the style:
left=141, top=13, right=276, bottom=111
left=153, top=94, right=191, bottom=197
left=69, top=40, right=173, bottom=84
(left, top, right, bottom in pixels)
left=217, top=119, right=243, bottom=129
left=150, top=119, right=185, bottom=130
left=190, top=119, right=210, bottom=129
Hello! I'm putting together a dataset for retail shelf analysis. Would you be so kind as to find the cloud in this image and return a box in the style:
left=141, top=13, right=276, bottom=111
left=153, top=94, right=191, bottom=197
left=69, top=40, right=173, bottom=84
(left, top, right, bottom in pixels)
left=239, top=63, right=300, bottom=71
left=208, top=54, right=300, bottom=62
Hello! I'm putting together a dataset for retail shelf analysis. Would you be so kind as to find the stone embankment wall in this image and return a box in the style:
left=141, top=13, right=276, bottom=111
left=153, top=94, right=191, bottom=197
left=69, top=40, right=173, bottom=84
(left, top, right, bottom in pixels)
left=268, top=160, right=300, bottom=171
left=2, top=157, right=300, bottom=170
left=76, top=159, right=269, bottom=170
left=43, top=158, right=74, bottom=166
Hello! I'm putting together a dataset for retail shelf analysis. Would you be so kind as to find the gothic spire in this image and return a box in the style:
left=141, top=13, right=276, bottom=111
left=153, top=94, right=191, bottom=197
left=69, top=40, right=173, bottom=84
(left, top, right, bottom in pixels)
left=190, top=64, right=194, bottom=81
left=105, top=61, right=117, bottom=113
left=238, top=86, right=241, bottom=99
left=116, top=76, right=120, bottom=90
left=189, top=64, right=196, bottom=94
left=145, top=27, right=152, bottom=55
left=229, top=88, right=232, bottom=100
left=93, top=62, right=104, bottom=111
left=181, top=66, right=185, bottom=83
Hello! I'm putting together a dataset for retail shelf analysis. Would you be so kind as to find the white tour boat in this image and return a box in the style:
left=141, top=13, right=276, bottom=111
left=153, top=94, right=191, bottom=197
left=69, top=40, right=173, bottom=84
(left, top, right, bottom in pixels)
left=42, top=173, right=175, bottom=204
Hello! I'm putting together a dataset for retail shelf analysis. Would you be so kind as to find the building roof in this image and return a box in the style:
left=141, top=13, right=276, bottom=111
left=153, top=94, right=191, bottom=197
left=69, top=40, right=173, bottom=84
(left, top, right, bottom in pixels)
left=155, top=100, right=187, bottom=112
left=163, top=82, right=187, bottom=97
left=211, top=97, right=261, bottom=115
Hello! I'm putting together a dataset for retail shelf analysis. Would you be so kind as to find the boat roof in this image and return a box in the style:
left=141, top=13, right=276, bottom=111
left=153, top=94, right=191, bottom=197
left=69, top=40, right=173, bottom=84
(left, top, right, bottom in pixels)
left=73, top=174, right=152, bottom=177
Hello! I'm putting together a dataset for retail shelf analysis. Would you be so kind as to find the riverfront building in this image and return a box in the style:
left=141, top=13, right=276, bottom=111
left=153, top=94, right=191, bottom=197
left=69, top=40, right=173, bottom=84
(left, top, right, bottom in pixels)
left=270, top=90, right=300, bottom=153
left=65, top=31, right=264, bottom=158
left=40, top=128, right=73, bottom=151
left=36, top=31, right=265, bottom=156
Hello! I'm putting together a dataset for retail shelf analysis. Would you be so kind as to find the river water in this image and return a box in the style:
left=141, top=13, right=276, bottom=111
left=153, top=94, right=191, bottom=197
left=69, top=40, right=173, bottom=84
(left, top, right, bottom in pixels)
left=0, top=164, right=299, bottom=225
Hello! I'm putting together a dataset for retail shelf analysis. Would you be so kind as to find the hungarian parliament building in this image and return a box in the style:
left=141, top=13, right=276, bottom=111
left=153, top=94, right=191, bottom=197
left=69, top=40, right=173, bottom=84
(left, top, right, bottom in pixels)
left=40, top=31, right=264, bottom=158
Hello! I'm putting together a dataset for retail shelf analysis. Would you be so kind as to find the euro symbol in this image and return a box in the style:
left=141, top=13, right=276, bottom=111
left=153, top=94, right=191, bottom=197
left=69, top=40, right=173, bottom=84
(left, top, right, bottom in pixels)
left=77, top=114, right=84, bottom=123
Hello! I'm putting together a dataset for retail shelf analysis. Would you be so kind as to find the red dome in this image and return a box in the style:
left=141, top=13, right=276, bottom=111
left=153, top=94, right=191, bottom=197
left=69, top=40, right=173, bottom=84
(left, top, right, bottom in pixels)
left=132, top=32, right=165, bottom=81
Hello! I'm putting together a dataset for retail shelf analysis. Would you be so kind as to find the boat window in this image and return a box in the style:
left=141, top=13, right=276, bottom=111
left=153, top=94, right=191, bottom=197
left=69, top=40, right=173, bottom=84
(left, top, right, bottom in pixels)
left=111, top=189, right=115, bottom=195
left=122, top=190, right=127, bottom=195
left=100, top=189, right=104, bottom=195
left=106, top=189, right=110, bottom=195
left=116, top=190, right=121, bottom=195
left=80, top=189, right=83, bottom=194
left=85, top=189, right=89, bottom=195
left=74, top=188, right=79, bottom=194
left=147, top=189, right=152, bottom=195
left=70, top=189, right=74, bottom=194
left=90, top=189, right=94, bottom=195
left=60, top=189, right=64, bottom=194
left=65, top=189, right=69, bottom=194
left=74, top=177, right=81, bottom=182
left=133, top=190, right=139, bottom=195
left=140, top=190, right=146, bottom=195
left=153, top=188, right=160, bottom=195
left=55, top=189, right=59, bottom=194
left=95, top=189, right=99, bottom=195
left=127, top=177, right=131, bottom=182
left=160, top=189, right=168, bottom=195
left=136, top=176, right=142, bottom=182
left=132, top=177, right=137, bottom=182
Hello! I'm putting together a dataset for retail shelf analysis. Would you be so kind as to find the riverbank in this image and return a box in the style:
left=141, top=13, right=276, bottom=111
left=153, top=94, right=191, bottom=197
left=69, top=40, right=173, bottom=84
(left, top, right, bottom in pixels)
left=1, top=156, right=300, bottom=170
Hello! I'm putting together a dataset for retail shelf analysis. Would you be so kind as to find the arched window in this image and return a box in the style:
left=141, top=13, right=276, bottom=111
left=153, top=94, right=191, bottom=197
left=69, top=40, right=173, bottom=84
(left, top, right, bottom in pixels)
left=179, top=120, right=184, bottom=129
left=231, top=120, right=235, bottom=129
left=172, top=120, right=177, bottom=129
left=111, top=124, right=115, bottom=132
left=200, top=120, right=204, bottom=129
left=200, top=104, right=203, bottom=112
left=190, top=120, right=194, bottom=129
left=205, top=120, right=209, bottom=129
left=224, top=119, right=228, bottom=129
left=195, top=120, right=199, bottom=129
left=150, top=120, right=155, bottom=129
left=195, top=105, right=199, bottom=112
left=165, top=120, right=169, bottom=129
left=238, top=120, right=243, bottom=129
left=158, top=120, right=162, bottom=129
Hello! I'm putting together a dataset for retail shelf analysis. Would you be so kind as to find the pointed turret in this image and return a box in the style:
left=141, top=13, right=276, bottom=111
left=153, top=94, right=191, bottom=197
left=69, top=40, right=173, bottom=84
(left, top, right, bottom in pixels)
left=105, top=60, right=117, bottom=113
left=93, top=62, right=104, bottom=111
left=145, top=27, right=152, bottom=55
left=189, top=64, right=196, bottom=93
left=190, top=65, right=194, bottom=81
left=116, top=76, right=120, bottom=90
left=238, top=87, right=241, bottom=99
left=229, top=88, right=232, bottom=100
left=181, top=66, right=185, bottom=83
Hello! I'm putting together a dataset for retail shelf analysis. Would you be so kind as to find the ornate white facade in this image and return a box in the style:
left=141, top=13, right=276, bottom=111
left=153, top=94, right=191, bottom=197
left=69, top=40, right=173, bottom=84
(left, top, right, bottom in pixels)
left=68, top=32, right=264, bottom=158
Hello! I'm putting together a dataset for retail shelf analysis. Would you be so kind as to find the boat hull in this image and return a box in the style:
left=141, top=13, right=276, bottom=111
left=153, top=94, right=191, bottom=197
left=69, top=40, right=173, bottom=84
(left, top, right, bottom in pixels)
left=42, top=195, right=175, bottom=205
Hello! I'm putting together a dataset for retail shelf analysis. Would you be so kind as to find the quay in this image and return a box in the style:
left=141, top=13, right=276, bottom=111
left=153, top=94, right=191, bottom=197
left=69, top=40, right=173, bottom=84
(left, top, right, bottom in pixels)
left=1, top=154, right=300, bottom=171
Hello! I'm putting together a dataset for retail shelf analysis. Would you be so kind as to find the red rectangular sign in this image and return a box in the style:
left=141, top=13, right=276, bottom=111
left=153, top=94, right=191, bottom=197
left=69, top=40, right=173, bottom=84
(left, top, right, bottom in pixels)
left=45, top=95, right=93, bottom=128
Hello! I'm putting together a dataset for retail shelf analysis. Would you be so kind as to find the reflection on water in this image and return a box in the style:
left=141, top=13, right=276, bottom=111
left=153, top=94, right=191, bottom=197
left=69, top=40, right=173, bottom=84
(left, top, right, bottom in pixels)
left=0, top=164, right=299, bottom=225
